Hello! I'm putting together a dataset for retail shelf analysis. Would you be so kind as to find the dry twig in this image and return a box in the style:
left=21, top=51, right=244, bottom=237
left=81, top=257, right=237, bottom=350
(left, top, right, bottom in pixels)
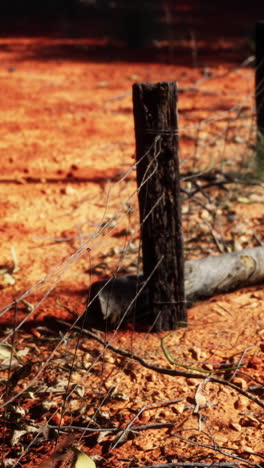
left=55, top=319, right=264, bottom=409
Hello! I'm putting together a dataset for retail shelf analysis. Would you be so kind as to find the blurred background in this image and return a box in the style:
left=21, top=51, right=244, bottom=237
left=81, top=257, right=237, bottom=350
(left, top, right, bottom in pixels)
left=0, top=0, right=263, bottom=51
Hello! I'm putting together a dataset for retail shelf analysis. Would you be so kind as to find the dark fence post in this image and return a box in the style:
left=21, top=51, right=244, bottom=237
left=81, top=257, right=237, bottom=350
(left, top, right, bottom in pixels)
left=256, top=21, right=264, bottom=133
left=255, top=21, right=264, bottom=175
left=132, top=81, right=186, bottom=332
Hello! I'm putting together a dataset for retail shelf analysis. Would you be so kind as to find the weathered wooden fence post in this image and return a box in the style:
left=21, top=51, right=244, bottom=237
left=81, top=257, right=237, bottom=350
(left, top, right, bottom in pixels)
left=132, top=81, right=186, bottom=331
left=255, top=21, right=264, bottom=175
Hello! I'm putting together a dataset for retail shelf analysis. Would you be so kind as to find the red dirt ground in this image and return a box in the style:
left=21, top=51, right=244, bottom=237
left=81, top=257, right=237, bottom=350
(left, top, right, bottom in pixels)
left=0, top=21, right=263, bottom=468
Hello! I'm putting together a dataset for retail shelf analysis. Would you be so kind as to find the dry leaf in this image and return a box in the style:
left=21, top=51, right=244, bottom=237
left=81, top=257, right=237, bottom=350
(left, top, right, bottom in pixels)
left=72, top=448, right=96, bottom=468
left=11, top=430, right=27, bottom=446
left=229, top=422, right=242, bottom=432
left=0, top=344, right=13, bottom=361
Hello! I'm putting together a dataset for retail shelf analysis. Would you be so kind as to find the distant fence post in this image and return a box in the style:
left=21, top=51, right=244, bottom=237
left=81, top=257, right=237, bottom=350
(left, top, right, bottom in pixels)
left=132, top=81, right=186, bottom=331
left=256, top=22, right=264, bottom=133
left=255, top=21, right=264, bottom=175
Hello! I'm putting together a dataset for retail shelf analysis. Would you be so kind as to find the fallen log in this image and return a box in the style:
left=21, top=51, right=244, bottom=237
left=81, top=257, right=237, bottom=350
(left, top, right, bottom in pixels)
left=184, top=246, right=264, bottom=302
left=84, top=246, right=264, bottom=329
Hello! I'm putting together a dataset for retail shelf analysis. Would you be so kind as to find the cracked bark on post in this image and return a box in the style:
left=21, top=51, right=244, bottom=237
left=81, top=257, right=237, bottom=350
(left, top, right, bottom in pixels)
left=132, top=81, right=186, bottom=331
